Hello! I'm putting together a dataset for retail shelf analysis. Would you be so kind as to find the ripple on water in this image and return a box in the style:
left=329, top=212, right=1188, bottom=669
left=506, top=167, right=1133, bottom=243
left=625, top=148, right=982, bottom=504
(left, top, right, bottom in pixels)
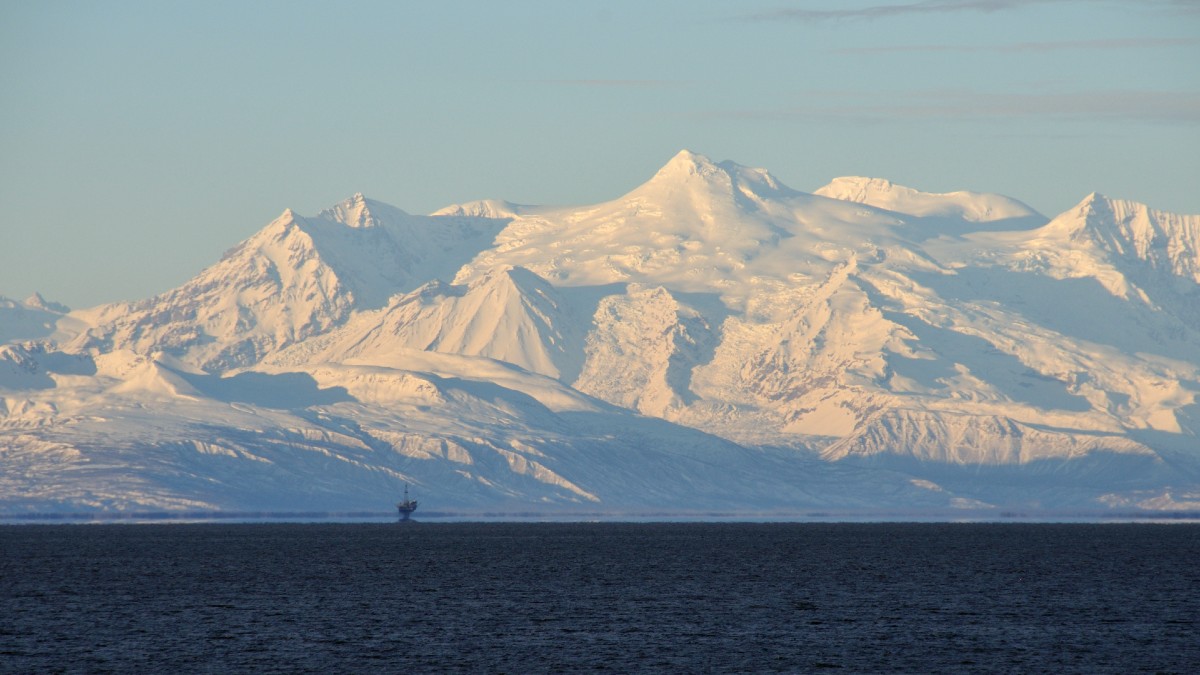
left=1, top=522, right=1198, bottom=673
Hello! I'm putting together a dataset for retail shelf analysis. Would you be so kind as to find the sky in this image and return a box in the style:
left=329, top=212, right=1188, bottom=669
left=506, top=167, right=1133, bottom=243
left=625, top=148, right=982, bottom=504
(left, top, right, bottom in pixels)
left=2, top=0, right=1197, bottom=308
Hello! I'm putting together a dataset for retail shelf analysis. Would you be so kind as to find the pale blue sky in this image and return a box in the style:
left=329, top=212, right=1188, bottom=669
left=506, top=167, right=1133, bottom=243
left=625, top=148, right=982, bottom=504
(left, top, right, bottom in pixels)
left=2, top=0, right=1198, bottom=307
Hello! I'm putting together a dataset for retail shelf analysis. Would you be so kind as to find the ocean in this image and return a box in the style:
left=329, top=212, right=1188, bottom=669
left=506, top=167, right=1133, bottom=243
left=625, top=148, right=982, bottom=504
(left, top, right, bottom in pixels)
left=2, top=522, right=1197, bottom=673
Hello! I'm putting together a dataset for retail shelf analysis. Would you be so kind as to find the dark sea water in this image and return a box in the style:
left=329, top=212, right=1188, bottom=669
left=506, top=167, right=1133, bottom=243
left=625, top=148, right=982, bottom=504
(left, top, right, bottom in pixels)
left=2, top=522, right=1198, bottom=673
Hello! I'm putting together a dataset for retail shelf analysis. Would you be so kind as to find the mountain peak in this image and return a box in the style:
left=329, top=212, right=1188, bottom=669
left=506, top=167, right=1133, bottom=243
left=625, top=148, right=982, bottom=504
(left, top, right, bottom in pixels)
left=818, top=176, right=896, bottom=197
left=318, top=193, right=408, bottom=229
left=816, top=176, right=1041, bottom=223
left=634, top=150, right=795, bottom=205
left=432, top=199, right=524, bottom=219
left=1066, top=193, right=1126, bottom=228
left=1077, top=192, right=1110, bottom=209
left=23, top=292, right=69, bottom=313
left=652, top=149, right=723, bottom=182
left=1050, top=192, right=1200, bottom=282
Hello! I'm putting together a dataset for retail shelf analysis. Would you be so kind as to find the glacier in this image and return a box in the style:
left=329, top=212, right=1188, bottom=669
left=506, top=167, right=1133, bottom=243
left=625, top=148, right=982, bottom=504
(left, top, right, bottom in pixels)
left=3, top=150, right=1199, bottom=517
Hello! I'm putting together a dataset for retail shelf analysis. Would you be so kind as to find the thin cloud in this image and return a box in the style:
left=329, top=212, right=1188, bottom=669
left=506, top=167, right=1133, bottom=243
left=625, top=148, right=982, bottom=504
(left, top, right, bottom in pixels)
left=532, top=79, right=679, bottom=88
left=742, top=0, right=1198, bottom=22
left=743, top=0, right=1067, bottom=21
left=835, top=37, right=1200, bottom=54
left=707, top=89, right=1200, bottom=124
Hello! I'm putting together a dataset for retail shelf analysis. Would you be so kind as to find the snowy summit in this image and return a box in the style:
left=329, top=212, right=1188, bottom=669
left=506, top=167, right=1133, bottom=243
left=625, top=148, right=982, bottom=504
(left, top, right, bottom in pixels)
left=3, top=151, right=1200, bottom=517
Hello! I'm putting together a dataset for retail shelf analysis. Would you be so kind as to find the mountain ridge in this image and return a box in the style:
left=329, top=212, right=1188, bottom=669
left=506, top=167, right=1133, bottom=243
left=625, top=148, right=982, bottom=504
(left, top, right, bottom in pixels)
left=3, top=151, right=1199, bottom=515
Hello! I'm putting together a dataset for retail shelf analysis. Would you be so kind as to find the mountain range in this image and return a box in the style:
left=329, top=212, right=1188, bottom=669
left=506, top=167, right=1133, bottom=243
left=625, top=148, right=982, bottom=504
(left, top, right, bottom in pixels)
left=3, top=150, right=1199, bottom=517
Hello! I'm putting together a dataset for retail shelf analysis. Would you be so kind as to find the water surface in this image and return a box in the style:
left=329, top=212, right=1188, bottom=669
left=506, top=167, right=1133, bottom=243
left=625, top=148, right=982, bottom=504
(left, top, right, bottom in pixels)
left=2, top=523, right=1196, bottom=672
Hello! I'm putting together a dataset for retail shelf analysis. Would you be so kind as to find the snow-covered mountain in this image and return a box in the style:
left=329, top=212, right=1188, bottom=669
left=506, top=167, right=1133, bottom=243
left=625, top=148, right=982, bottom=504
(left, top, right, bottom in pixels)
left=813, top=176, right=1042, bottom=225
left=0, top=294, right=69, bottom=343
left=4, top=151, right=1199, bottom=516
left=63, top=195, right=507, bottom=372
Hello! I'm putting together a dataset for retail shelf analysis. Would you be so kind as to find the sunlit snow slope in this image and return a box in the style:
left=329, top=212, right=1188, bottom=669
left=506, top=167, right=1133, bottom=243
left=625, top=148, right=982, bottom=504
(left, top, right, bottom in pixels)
left=4, top=151, right=1199, bottom=515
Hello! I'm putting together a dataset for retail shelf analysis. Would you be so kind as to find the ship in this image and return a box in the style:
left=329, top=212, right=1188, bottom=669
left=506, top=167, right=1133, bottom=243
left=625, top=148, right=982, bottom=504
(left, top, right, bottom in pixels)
left=397, top=484, right=418, bottom=521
